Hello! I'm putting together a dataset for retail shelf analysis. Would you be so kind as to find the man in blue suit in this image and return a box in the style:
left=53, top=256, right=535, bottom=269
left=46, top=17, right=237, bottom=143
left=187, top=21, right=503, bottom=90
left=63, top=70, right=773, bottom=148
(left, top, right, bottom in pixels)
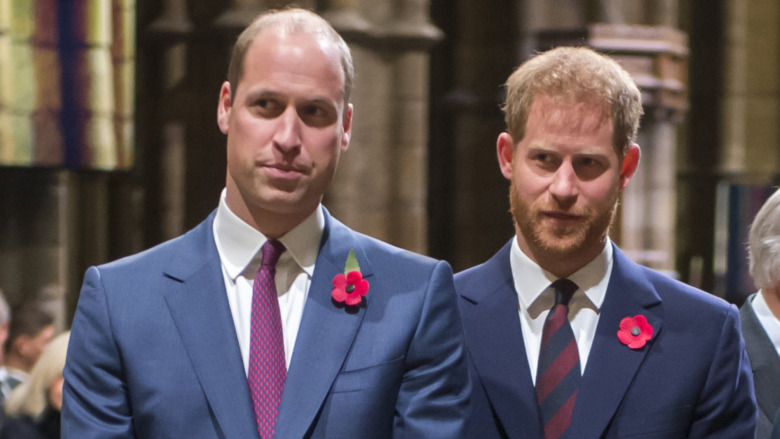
left=62, top=8, right=469, bottom=438
left=455, top=46, right=757, bottom=438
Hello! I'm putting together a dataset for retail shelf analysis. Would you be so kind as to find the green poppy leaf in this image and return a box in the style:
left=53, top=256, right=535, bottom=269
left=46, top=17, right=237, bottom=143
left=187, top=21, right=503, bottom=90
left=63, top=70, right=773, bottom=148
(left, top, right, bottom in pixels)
left=344, top=249, right=360, bottom=274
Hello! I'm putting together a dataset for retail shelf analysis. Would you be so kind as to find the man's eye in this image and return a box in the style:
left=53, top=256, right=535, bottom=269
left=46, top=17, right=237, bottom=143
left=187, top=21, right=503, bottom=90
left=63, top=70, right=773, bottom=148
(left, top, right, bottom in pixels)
left=298, top=105, right=336, bottom=127
left=253, top=99, right=281, bottom=114
left=302, top=106, right=325, bottom=117
left=574, top=157, right=607, bottom=180
left=575, top=156, right=607, bottom=170
left=532, top=153, right=558, bottom=167
left=580, top=157, right=596, bottom=167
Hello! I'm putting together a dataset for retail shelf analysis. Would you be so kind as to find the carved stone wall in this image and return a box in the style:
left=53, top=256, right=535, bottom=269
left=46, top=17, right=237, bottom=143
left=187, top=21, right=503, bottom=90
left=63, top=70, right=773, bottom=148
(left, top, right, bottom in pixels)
left=428, top=0, right=517, bottom=270
left=322, top=0, right=443, bottom=253
left=678, top=0, right=780, bottom=296
left=2, top=0, right=777, bottom=323
left=719, top=0, right=780, bottom=182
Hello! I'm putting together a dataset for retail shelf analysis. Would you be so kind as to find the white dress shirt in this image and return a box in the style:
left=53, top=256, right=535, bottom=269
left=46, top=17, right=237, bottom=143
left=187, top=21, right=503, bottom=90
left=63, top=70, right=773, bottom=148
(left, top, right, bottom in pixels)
left=752, top=290, right=780, bottom=357
left=510, top=236, right=614, bottom=384
left=213, top=189, right=323, bottom=373
left=0, top=366, right=12, bottom=401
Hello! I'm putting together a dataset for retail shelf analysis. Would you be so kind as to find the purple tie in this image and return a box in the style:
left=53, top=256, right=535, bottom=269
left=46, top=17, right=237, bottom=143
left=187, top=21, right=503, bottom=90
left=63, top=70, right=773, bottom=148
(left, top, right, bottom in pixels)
left=248, top=239, right=287, bottom=439
left=536, top=279, right=580, bottom=439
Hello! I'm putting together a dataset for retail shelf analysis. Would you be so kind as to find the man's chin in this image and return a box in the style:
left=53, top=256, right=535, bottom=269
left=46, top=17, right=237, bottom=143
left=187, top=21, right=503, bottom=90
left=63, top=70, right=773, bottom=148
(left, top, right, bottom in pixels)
left=535, top=242, right=582, bottom=259
left=529, top=230, right=587, bottom=257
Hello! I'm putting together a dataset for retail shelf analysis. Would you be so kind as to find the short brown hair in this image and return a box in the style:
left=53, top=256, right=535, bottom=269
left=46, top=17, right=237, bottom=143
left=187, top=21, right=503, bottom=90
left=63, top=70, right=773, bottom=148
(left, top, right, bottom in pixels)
left=5, top=302, right=53, bottom=354
left=502, top=46, right=643, bottom=157
left=226, top=8, right=354, bottom=106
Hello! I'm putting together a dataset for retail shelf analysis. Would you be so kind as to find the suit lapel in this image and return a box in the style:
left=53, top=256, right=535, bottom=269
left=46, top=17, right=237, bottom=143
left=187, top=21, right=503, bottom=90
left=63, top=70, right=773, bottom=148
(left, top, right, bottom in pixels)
left=273, top=212, right=370, bottom=439
left=161, top=214, right=259, bottom=438
left=740, top=296, right=780, bottom=422
left=459, top=241, right=543, bottom=438
left=570, top=246, right=663, bottom=438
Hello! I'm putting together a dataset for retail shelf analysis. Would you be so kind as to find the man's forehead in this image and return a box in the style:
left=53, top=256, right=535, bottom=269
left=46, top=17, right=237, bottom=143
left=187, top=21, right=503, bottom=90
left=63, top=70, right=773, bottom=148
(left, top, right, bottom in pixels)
left=251, top=27, right=340, bottom=60
left=532, top=94, right=609, bottom=114
left=531, top=96, right=611, bottom=131
left=245, top=30, right=343, bottom=78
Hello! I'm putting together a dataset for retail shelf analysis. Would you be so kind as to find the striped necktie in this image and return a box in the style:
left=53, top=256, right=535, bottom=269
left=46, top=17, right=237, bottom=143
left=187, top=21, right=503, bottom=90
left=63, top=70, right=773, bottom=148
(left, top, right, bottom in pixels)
left=536, top=278, right=580, bottom=439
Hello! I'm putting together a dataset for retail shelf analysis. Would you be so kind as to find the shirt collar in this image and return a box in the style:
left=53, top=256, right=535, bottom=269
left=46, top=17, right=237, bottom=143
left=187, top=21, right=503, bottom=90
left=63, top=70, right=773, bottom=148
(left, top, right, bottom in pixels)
left=213, top=189, right=324, bottom=281
left=753, top=290, right=780, bottom=352
left=510, top=236, right=613, bottom=312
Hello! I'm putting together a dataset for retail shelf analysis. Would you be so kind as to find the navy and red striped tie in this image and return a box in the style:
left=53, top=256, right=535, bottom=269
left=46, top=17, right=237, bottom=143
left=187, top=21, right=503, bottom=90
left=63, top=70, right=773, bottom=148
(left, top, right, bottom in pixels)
left=536, top=278, right=580, bottom=439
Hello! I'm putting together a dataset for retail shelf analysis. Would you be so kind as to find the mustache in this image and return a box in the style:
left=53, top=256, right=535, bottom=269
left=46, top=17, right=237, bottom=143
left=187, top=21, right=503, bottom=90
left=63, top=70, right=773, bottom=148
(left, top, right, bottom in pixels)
left=534, top=203, right=590, bottom=218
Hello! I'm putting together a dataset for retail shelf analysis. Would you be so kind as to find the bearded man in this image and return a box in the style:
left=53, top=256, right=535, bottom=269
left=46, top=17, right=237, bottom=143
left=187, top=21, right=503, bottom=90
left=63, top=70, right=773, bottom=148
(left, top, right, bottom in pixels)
left=455, top=46, right=757, bottom=439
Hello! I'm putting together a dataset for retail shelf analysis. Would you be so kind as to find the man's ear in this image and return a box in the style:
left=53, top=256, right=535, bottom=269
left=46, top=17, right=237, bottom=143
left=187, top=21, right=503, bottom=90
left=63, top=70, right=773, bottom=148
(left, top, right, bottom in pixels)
left=619, top=143, right=641, bottom=190
left=0, top=324, right=8, bottom=348
left=497, top=132, right=516, bottom=180
left=217, top=81, right=232, bottom=135
left=340, top=104, right=353, bottom=152
left=12, top=334, right=29, bottom=355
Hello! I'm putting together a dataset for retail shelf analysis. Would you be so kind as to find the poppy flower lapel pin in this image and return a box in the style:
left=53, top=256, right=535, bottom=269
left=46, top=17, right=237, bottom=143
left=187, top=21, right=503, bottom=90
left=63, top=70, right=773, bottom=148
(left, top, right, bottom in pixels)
left=331, top=250, right=369, bottom=307
left=617, top=314, right=653, bottom=349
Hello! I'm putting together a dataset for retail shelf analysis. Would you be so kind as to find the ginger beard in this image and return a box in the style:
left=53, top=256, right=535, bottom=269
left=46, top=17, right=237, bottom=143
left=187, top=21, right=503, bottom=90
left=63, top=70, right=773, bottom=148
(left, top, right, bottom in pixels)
left=509, top=180, right=619, bottom=261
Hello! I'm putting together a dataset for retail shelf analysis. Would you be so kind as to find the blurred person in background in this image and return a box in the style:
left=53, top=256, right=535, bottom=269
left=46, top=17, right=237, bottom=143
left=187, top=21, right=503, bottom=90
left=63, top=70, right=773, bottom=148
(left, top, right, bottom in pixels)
left=3, top=304, right=54, bottom=391
left=0, top=331, right=69, bottom=439
left=741, top=187, right=780, bottom=438
left=0, top=291, right=10, bottom=427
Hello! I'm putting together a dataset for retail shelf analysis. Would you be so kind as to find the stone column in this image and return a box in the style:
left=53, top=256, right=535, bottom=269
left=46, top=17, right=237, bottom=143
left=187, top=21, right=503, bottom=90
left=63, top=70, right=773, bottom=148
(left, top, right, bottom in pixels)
left=145, top=0, right=193, bottom=240
left=0, top=0, right=66, bottom=329
left=0, top=0, right=9, bottom=158
left=0, top=0, right=64, bottom=166
left=429, top=0, right=518, bottom=269
left=0, top=170, right=70, bottom=330
left=112, top=0, right=136, bottom=170
left=66, top=0, right=118, bottom=168
left=709, top=0, right=780, bottom=300
left=324, top=0, right=441, bottom=254
left=719, top=0, right=780, bottom=181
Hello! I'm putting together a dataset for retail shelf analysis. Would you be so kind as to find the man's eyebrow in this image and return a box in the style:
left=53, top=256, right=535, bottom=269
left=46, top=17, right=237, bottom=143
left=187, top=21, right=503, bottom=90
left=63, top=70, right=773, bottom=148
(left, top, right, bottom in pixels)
left=298, top=95, right=338, bottom=104
left=244, top=88, right=280, bottom=99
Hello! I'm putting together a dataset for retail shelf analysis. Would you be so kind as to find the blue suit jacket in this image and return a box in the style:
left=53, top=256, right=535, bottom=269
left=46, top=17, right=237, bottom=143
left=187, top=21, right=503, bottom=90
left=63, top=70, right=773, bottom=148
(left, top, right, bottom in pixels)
left=456, top=240, right=757, bottom=439
left=62, top=210, right=470, bottom=438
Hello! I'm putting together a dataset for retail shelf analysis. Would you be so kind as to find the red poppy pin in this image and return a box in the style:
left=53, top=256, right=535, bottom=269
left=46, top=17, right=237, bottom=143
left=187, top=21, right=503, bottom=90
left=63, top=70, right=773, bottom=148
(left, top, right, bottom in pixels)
left=331, top=250, right=369, bottom=306
left=617, top=314, right=653, bottom=349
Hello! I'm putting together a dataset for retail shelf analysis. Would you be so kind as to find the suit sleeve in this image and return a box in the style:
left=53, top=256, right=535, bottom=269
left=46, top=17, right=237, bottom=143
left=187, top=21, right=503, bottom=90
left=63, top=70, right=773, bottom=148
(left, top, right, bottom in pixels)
left=689, top=304, right=758, bottom=438
left=62, top=266, right=136, bottom=438
left=393, top=261, right=471, bottom=438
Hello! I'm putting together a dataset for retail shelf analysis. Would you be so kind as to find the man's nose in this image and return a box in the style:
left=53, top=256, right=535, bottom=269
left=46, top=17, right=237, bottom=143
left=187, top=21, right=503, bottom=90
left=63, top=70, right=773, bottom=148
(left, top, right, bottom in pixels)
left=273, top=106, right=302, bottom=152
left=549, top=161, right=578, bottom=199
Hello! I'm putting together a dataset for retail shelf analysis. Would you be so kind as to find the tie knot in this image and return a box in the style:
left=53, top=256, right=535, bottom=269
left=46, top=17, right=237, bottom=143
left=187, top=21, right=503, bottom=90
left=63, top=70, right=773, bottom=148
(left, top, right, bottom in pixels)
left=551, top=278, right=578, bottom=306
left=261, top=240, right=286, bottom=268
